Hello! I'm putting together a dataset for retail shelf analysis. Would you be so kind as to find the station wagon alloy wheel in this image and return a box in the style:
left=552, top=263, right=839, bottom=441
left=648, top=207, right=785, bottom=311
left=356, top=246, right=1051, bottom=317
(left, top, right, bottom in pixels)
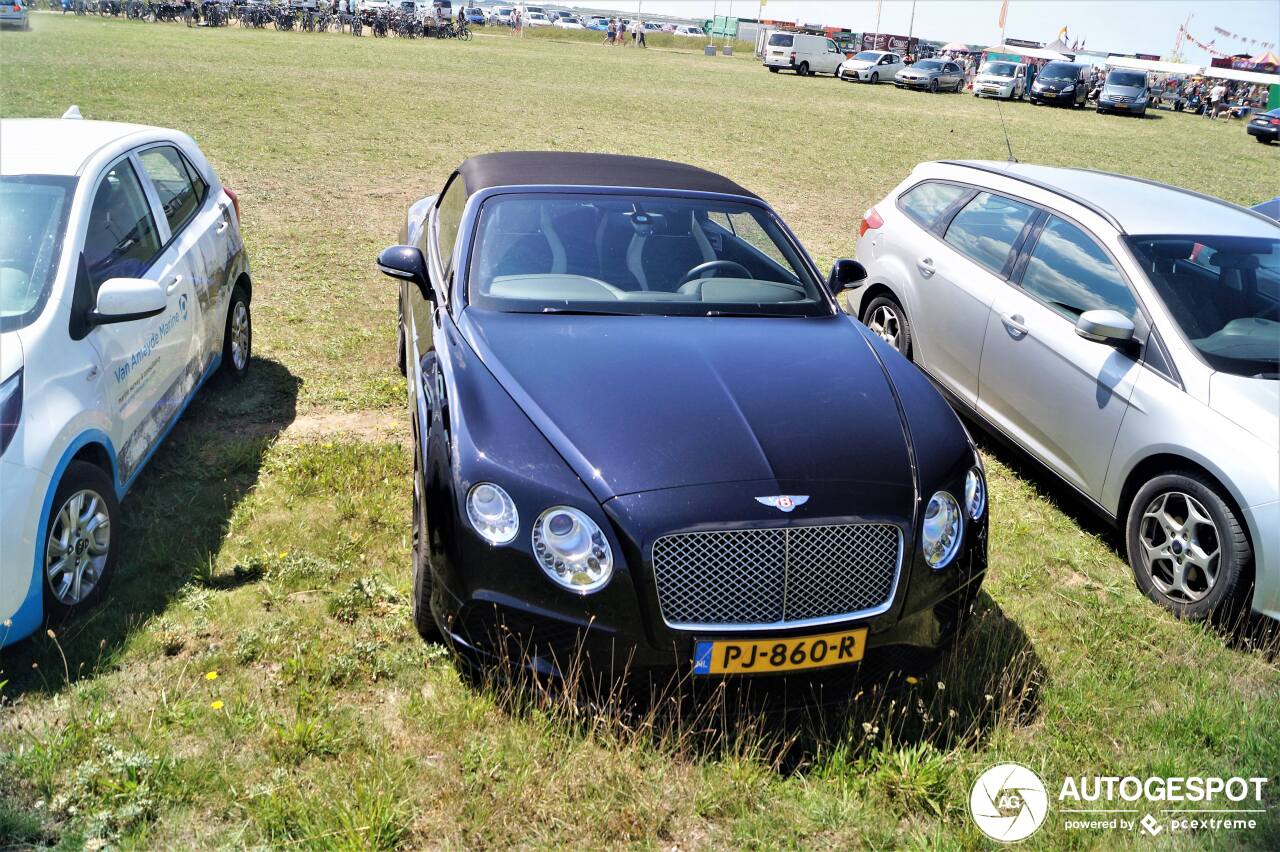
left=868, top=303, right=903, bottom=350
left=231, top=302, right=250, bottom=371
left=46, top=489, right=111, bottom=606
left=1138, top=491, right=1220, bottom=603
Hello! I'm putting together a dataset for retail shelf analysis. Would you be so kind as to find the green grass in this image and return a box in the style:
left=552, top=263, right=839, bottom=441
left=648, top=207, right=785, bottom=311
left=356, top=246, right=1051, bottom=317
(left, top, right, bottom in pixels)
left=2, top=14, right=1279, bottom=849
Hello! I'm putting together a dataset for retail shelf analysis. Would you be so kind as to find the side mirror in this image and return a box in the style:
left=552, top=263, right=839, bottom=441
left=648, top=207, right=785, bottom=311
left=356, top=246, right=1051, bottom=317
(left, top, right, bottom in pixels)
left=827, top=259, right=868, bottom=294
left=377, top=244, right=433, bottom=301
left=89, top=277, right=166, bottom=326
left=1075, top=309, right=1135, bottom=346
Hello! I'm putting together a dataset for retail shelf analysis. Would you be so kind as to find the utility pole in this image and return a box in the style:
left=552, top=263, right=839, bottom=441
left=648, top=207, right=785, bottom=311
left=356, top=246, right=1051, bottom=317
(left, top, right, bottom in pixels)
left=873, top=0, right=882, bottom=50
left=907, top=0, right=917, bottom=55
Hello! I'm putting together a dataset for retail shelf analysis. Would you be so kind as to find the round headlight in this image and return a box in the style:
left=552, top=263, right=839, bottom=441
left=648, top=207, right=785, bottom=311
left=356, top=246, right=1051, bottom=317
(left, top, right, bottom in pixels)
left=466, top=482, right=519, bottom=545
left=532, top=506, right=614, bottom=593
left=922, top=491, right=962, bottom=569
left=964, top=468, right=986, bottom=520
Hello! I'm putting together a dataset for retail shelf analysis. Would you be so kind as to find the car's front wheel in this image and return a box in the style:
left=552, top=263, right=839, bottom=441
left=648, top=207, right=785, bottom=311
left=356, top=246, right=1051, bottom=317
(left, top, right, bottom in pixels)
left=1126, top=472, right=1251, bottom=620
left=928, top=78, right=938, bottom=93
left=44, top=462, right=120, bottom=622
left=870, top=71, right=878, bottom=84
left=221, top=285, right=251, bottom=378
left=863, top=295, right=912, bottom=358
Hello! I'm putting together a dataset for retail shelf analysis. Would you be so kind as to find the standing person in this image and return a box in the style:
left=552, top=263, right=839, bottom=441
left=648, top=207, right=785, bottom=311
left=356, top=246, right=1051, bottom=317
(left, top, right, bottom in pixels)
left=1208, top=80, right=1226, bottom=119
left=630, top=17, right=639, bottom=46
left=606, top=17, right=615, bottom=45
left=512, top=4, right=521, bottom=36
left=637, top=19, right=646, bottom=48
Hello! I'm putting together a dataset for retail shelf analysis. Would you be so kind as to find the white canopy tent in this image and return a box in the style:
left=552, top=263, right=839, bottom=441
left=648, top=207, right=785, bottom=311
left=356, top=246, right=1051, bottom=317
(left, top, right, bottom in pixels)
left=1104, top=56, right=1202, bottom=76
left=983, top=43, right=1071, bottom=62
left=1199, top=66, right=1280, bottom=86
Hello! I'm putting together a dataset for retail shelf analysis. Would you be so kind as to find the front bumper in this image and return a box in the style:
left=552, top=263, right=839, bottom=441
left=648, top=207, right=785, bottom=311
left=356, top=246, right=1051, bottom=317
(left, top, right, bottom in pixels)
left=430, top=483, right=989, bottom=690
left=895, top=77, right=934, bottom=89
left=1030, top=89, right=1075, bottom=104
left=1098, top=100, right=1146, bottom=114
left=0, top=460, right=50, bottom=647
left=975, top=82, right=1014, bottom=98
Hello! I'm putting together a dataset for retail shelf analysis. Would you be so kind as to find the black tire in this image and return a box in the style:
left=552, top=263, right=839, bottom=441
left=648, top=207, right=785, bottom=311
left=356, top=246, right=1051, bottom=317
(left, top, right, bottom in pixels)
left=411, top=439, right=439, bottom=640
left=861, top=295, right=913, bottom=359
left=1255, top=135, right=1272, bottom=144
left=768, top=66, right=779, bottom=73
left=43, top=462, right=120, bottom=623
left=869, top=71, right=878, bottom=84
left=797, top=61, right=809, bottom=76
left=1126, top=472, right=1251, bottom=621
left=928, top=78, right=938, bottom=93
left=221, top=285, right=251, bottom=378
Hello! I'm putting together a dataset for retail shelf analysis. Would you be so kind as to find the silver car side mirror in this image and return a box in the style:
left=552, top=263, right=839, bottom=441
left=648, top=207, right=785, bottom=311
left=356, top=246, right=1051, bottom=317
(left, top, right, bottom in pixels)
left=1075, top=309, right=1135, bottom=346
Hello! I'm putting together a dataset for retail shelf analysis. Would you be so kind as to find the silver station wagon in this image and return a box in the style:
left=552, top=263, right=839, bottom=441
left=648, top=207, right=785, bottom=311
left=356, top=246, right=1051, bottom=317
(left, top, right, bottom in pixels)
left=849, top=160, right=1279, bottom=622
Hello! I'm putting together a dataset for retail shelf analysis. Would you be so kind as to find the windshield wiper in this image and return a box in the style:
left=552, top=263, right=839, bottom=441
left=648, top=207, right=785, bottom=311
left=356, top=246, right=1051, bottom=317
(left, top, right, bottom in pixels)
left=537, top=307, right=631, bottom=316
left=703, top=310, right=802, bottom=318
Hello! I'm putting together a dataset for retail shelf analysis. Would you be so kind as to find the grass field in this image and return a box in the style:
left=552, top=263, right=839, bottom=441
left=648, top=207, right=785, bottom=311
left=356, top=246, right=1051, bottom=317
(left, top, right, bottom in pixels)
left=2, top=14, right=1279, bottom=849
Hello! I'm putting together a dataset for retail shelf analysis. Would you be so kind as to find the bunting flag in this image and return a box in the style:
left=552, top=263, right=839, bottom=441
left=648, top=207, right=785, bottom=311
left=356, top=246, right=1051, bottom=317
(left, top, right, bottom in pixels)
left=997, top=0, right=1008, bottom=29
left=1209, top=24, right=1275, bottom=50
left=1057, top=25, right=1068, bottom=41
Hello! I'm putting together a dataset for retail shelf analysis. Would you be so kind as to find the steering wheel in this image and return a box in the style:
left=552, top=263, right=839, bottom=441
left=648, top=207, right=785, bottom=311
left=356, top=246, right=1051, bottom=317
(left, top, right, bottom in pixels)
left=678, top=260, right=753, bottom=287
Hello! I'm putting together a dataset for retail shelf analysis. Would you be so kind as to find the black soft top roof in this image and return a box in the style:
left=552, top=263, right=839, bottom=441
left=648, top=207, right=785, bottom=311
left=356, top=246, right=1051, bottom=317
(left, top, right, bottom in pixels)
left=456, top=152, right=761, bottom=201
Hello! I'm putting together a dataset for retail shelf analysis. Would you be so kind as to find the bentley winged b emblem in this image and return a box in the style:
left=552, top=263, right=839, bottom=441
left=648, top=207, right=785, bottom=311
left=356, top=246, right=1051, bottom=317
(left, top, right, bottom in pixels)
left=755, top=495, right=809, bottom=513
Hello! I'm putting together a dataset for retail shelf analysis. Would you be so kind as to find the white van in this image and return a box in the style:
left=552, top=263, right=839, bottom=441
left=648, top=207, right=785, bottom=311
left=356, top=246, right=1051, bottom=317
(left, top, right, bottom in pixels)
left=763, top=32, right=845, bottom=76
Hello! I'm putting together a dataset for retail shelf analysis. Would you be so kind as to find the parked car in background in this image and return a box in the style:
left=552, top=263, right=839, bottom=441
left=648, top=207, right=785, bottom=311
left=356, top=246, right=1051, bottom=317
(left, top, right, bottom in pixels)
left=1247, top=108, right=1280, bottom=144
left=377, top=151, right=987, bottom=692
left=673, top=24, right=704, bottom=37
left=895, top=58, right=965, bottom=92
left=463, top=5, right=484, bottom=24
left=586, top=16, right=609, bottom=30
left=0, top=0, right=29, bottom=30
left=763, top=32, right=846, bottom=76
left=552, top=14, right=583, bottom=29
left=525, top=11, right=551, bottom=26
left=839, top=50, right=904, bottom=84
left=1097, top=69, right=1151, bottom=116
left=973, top=60, right=1028, bottom=100
left=489, top=6, right=512, bottom=24
left=0, top=111, right=253, bottom=648
left=850, top=160, right=1280, bottom=623
left=1029, top=61, right=1089, bottom=106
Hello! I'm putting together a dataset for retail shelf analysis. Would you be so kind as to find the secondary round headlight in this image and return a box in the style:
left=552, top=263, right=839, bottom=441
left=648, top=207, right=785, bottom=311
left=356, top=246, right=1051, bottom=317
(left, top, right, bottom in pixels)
left=964, top=468, right=986, bottom=520
left=922, top=491, right=963, bottom=569
left=466, top=482, right=519, bottom=545
left=532, top=506, right=614, bottom=593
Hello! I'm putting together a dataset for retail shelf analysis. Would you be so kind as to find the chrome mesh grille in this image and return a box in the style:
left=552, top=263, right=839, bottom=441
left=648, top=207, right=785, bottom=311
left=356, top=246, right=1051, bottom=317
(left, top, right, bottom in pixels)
left=651, top=523, right=902, bottom=629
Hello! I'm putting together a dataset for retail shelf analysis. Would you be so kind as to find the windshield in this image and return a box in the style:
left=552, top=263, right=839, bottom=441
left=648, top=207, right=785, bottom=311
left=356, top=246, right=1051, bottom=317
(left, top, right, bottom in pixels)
left=467, top=193, right=830, bottom=317
left=0, top=175, right=76, bottom=332
left=1126, top=235, right=1280, bottom=378
left=1039, top=62, right=1080, bottom=81
left=1108, top=71, right=1146, bottom=88
left=768, top=33, right=793, bottom=47
left=914, top=60, right=943, bottom=71
left=982, top=61, right=1018, bottom=77
left=852, top=51, right=882, bottom=62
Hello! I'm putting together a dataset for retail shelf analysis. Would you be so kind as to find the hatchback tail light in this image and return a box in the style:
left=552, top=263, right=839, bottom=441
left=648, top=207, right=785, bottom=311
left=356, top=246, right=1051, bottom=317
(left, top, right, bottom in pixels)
left=1271, top=118, right=1280, bottom=126
left=224, top=186, right=241, bottom=222
left=859, top=207, right=884, bottom=238
left=790, top=51, right=796, bottom=64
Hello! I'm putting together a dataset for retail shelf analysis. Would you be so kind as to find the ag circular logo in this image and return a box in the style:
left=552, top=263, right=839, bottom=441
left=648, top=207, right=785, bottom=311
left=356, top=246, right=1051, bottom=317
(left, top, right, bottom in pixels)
left=970, top=763, right=1049, bottom=843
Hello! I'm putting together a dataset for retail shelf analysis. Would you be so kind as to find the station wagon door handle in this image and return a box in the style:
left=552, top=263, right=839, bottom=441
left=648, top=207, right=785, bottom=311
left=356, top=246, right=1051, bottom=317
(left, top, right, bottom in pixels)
left=916, top=257, right=935, bottom=277
left=1000, top=312, right=1029, bottom=335
left=166, top=274, right=183, bottom=293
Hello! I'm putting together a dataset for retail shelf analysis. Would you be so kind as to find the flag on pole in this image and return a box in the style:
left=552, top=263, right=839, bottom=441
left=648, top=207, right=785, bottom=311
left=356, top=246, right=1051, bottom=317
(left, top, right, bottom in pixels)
left=997, top=0, right=1008, bottom=29
left=1058, top=25, right=1069, bottom=41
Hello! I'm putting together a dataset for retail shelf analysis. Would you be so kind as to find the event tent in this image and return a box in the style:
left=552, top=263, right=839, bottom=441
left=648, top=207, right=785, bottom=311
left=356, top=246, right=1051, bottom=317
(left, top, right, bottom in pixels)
left=1201, top=66, right=1280, bottom=86
left=1104, top=56, right=1203, bottom=76
left=983, top=43, right=1071, bottom=62
left=940, top=41, right=973, bottom=53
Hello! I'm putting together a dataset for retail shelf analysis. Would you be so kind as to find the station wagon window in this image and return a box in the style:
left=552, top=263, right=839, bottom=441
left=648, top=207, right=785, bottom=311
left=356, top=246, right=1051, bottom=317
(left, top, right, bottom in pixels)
left=434, top=174, right=467, bottom=272
left=83, top=160, right=162, bottom=289
left=1019, top=217, right=1136, bottom=320
left=898, top=182, right=968, bottom=229
left=137, top=146, right=203, bottom=235
left=943, top=192, right=1036, bottom=274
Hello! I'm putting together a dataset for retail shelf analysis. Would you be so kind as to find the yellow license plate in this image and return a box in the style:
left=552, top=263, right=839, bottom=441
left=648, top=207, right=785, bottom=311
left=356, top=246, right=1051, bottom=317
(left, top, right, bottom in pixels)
left=692, top=628, right=867, bottom=675
left=1043, top=91, right=1056, bottom=98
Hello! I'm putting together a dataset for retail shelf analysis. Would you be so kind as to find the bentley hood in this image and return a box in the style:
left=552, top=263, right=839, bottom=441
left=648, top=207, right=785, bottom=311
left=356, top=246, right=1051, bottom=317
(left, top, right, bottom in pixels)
left=462, top=310, right=914, bottom=500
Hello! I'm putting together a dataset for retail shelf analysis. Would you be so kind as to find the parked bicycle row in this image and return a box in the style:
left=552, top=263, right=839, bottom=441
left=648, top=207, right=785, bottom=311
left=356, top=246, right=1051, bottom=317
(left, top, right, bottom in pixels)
left=44, top=1, right=473, bottom=37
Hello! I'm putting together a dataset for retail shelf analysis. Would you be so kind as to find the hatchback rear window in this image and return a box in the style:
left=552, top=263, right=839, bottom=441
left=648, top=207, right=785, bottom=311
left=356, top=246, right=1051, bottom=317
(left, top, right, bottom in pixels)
left=898, top=182, right=968, bottom=229
left=768, top=34, right=794, bottom=47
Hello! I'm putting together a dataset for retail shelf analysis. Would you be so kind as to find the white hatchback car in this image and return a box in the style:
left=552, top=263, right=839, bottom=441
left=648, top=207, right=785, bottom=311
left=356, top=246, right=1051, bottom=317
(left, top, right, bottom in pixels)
left=0, top=112, right=252, bottom=648
left=839, top=50, right=905, bottom=84
left=848, top=160, right=1279, bottom=622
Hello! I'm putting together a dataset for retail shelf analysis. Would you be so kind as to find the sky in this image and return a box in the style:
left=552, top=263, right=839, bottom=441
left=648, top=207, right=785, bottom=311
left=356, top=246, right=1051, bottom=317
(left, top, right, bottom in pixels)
left=604, top=1, right=1280, bottom=62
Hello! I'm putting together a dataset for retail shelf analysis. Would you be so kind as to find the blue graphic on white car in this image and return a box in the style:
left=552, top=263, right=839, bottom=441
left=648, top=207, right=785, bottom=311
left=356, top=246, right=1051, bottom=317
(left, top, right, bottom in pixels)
left=0, top=111, right=252, bottom=648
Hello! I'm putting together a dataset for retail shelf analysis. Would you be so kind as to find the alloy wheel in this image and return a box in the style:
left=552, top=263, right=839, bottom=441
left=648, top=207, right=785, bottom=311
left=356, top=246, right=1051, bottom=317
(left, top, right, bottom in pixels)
left=1137, top=491, right=1221, bottom=603
left=867, top=304, right=902, bottom=350
left=46, top=489, right=111, bottom=606
left=231, top=301, right=250, bottom=370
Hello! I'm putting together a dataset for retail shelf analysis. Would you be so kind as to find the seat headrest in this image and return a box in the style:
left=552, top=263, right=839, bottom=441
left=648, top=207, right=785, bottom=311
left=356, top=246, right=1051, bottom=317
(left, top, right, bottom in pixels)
left=1149, top=241, right=1194, bottom=261
left=1210, top=253, right=1260, bottom=271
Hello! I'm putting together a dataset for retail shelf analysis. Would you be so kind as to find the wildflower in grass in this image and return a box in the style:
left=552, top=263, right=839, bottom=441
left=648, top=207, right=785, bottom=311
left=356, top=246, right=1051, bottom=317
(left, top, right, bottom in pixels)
left=937, top=681, right=946, bottom=691
left=205, top=671, right=218, bottom=681
left=211, top=700, right=224, bottom=710
left=905, top=676, right=918, bottom=685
